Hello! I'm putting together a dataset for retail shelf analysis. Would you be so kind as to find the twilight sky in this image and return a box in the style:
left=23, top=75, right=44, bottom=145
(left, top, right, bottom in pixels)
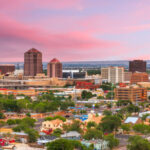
left=1, top=0, right=150, bottom=62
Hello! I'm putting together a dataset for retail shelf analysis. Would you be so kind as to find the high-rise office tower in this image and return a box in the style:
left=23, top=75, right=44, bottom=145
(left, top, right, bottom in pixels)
left=24, top=48, right=43, bottom=76
left=129, top=60, right=146, bottom=73
left=101, top=66, right=124, bottom=84
left=47, top=58, right=62, bottom=78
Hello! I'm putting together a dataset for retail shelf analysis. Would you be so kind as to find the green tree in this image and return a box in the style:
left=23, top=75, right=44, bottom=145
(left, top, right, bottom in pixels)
left=81, top=90, right=93, bottom=99
left=133, top=124, right=150, bottom=134
left=121, top=124, right=131, bottom=132
left=25, top=129, right=39, bottom=143
left=141, top=114, right=149, bottom=121
left=103, top=110, right=112, bottom=116
left=87, top=121, right=97, bottom=129
left=104, top=134, right=119, bottom=150
left=46, top=139, right=74, bottom=150
left=106, top=92, right=114, bottom=99
left=46, top=139, right=89, bottom=150
left=52, top=128, right=62, bottom=137
left=100, top=115, right=121, bottom=132
left=7, top=119, right=16, bottom=125
left=84, top=128, right=103, bottom=140
left=0, top=112, right=5, bottom=119
left=127, top=136, right=150, bottom=150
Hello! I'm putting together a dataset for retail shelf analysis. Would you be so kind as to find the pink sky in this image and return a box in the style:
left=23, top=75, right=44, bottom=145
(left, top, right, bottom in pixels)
left=0, top=0, right=150, bottom=62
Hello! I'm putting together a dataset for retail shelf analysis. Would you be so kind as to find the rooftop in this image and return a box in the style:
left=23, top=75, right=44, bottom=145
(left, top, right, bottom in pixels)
left=50, top=58, right=60, bottom=63
left=26, top=48, right=41, bottom=53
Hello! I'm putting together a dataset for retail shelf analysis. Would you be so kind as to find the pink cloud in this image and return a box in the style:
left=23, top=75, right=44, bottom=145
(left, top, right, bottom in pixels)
left=0, top=0, right=83, bottom=11
left=0, top=14, right=120, bottom=62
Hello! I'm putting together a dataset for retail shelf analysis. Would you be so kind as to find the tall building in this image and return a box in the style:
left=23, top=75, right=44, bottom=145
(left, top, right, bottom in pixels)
left=24, top=48, right=43, bottom=76
left=129, top=60, right=146, bottom=73
left=101, top=67, right=124, bottom=84
left=130, top=72, right=149, bottom=84
left=0, top=64, right=15, bottom=75
left=114, top=86, right=147, bottom=102
left=47, top=58, right=62, bottom=78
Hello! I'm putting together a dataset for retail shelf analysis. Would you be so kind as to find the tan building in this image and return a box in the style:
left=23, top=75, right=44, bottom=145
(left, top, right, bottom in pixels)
left=41, top=119, right=64, bottom=131
left=124, top=72, right=132, bottom=83
left=47, top=58, right=62, bottom=78
left=130, top=72, right=149, bottom=84
left=114, top=86, right=147, bottom=102
left=137, top=82, right=150, bottom=88
left=101, top=67, right=124, bottom=84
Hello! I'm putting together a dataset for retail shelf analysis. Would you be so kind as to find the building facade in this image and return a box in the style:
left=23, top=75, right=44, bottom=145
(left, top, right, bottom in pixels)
left=24, top=48, right=43, bottom=76
left=101, top=67, right=124, bottom=84
left=130, top=72, right=149, bottom=84
left=114, top=86, right=147, bottom=102
left=0, top=64, right=15, bottom=75
left=47, top=58, right=62, bottom=78
left=124, top=72, right=132, bottom=83
left=129, top=60, right=146, bottom=73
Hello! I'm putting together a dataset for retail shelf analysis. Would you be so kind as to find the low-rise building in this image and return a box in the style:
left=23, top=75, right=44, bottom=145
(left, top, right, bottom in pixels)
left=130, top=72, right=149, bottom=84
left=114, top=85, right=147, bottom=102
left=124, top=117, right=141, bottom=124
left=61, top=131, right=81, bottom=140
left=41, top=119, right=64, bottom=131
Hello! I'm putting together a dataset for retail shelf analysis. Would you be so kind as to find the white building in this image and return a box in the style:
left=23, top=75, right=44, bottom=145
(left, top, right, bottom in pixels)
left=101, top=66, right=124, bottom=84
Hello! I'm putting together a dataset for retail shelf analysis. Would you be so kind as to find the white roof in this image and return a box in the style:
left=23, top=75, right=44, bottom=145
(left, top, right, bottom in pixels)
left=139, top=111, right=150, bottom=117
left=61, top=131, right=80, bottom=138
left=124, top=117, right=139, bottom=124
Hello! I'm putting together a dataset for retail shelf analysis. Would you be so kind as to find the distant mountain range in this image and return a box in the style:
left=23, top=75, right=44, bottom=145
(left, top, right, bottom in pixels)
left=1, top=60, right=150, bottom=70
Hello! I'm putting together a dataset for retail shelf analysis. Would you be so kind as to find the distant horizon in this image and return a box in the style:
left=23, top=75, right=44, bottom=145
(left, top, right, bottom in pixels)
left=0, top=59, right=149, bottom=63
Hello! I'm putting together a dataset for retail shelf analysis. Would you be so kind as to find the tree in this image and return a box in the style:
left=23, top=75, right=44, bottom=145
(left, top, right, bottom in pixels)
left=141, top=114, right=149, bottom=121
left=81, top=90, right=93, bottom=99
left=84, top=128, right=103, bottom=140
left=104, top=134, right=119, bottom=150
left=106, top=92, right=114, bottom=99
left=133, top=124, right=150, bottom=134
left=116, top=100, right=132, bottom=107
left=127, top=136, right=150, bottom=150
left=0, top=112, right=5, bottom=119
left=7, top=119, right=16, bottom=125
left=100, top=82, right=112, bottom=91
left=25, top=129, right=39, bottom=143
left=121, top=124, right=131, bottom=132
left=21, top=117, right=36, bottom=128
left=26, top=112, right=31, bottom=117
left=46, top=139, right=74, bottom=150
left=126, top=104, right=140, bottom=113
left=87, top=121, right=97, bottom=129
left=97, top=96, right=104, bottom=99
left=46, top=139, right=89, bottom=150
left=103, top=110, right=112, bottom=116
left=63, top=120, right=83, bottom=133
left=100, top=115, right=121, bottom=132
left=52, top=128, right=62, bottom=137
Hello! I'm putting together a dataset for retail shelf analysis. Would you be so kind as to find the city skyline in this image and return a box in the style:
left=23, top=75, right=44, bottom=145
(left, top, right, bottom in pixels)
left=1, top=0, right=150, bottom=62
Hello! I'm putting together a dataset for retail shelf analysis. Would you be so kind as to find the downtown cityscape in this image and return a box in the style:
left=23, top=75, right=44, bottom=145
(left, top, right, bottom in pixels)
left=1, top=1, right=150, bottom=150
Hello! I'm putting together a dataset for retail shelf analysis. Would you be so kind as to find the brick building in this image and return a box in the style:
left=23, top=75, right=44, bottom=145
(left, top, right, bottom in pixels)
left=114, top=86, right=147, bottom=102
left=129, top=60, right=146, bottom=73
left=0, top=64, right=15, bottom=74
left=47, top=58, right=62, bottom=78
left=24, top=48, right=43, bottom=76
left=130, top=72, right=149, bottom=84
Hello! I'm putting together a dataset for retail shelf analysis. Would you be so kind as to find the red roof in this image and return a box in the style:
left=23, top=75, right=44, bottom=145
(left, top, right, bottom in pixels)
left=50, top=58, right=60, bottom=63
left=26, top=48, right=41, bottom=53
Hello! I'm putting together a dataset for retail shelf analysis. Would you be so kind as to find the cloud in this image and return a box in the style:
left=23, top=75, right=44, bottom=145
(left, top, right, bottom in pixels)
left=0, top=14, right=120, bottom=61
